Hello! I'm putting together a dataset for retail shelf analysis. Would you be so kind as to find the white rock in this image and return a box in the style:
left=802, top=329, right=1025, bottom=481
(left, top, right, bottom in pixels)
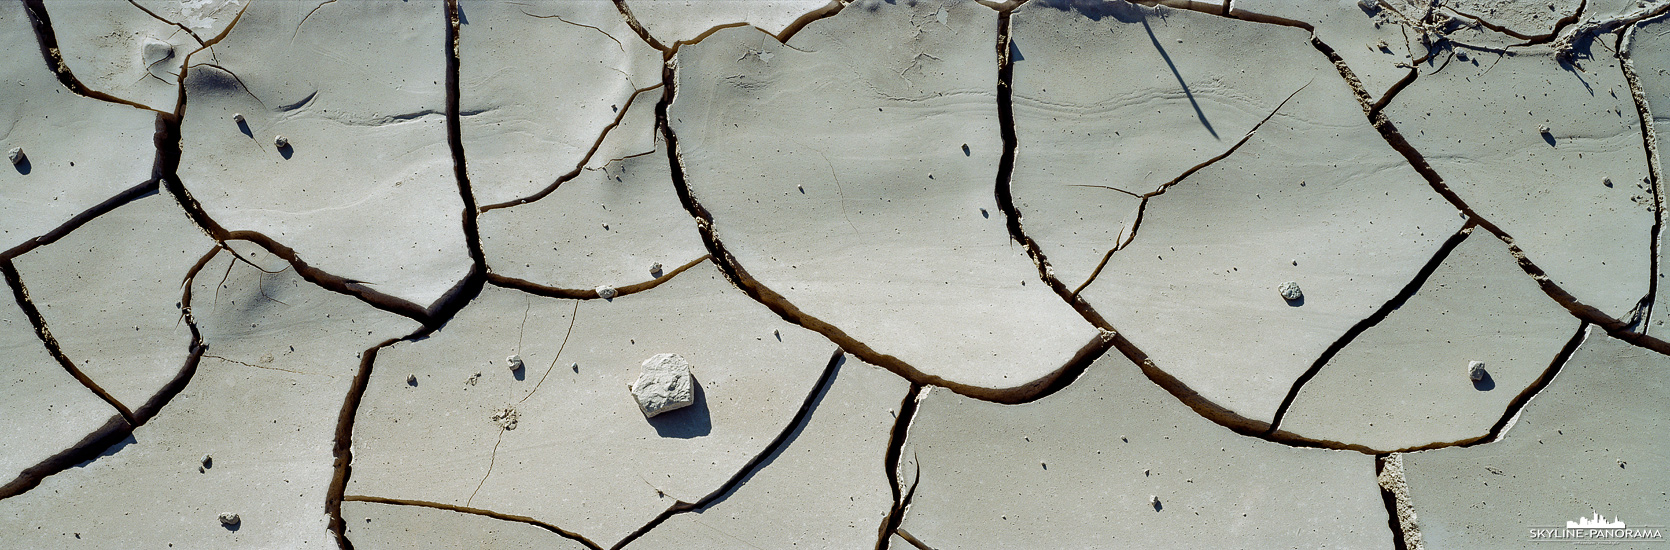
left=1278, top=281, right=1303, bottom=301
left=218, top=512, right=239, bottom=526
left=630, top=353, right=696, bottom=418
left=6, top=147, right=21, bottom=165
left=596, top=285, right=618, bottom=299
left=1468, top=360, right=1487, bottom=381
left=506, top=354, right=524, bottom=371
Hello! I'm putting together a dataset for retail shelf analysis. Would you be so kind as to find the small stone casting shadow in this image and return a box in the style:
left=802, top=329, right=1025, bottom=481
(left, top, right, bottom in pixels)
left=1472, top=370, right=1496, bottom=391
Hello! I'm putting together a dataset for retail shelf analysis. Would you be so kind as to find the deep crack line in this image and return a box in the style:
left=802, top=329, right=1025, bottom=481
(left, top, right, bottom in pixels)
left=873, top=384, right=927, bottom=550
left=487, top=254, right=712, bottom=301
left=609, top=349, right=846, bottom=550
left=340, top=495, right=604, bottom=550
left=326, top=333, right=425, bottom=550
left=1264, top=223, right=1476, bottom=438
left=1618, top=25, right=1666, bottom=333
left=0, top=244, right=216, bottom=501
left=1, top=259, right=136, bottom=425
left=0, top=179, right=160, bottom=262
left=18, top=0, right=166, bottom=112
left=475, top=84, right=666, bottom=213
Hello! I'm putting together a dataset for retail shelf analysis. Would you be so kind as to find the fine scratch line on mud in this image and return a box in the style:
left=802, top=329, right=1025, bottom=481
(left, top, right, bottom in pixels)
left=341, top=495, right=604, bottom=550
left=521, top=299, right=579, bottom=404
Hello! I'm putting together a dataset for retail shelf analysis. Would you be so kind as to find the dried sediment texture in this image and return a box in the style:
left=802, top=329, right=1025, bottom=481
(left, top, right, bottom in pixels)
left=623, top=0, right=833, bottom=44
left=0, top=250, right=420, bottom=549
left=176, top=0, right=471, bottom=311
left=1228, top=0, right=1415, bottom=102
left=458, top=0, right=661, bottom=206
left=0, top=287, right=125, bottom=495
left=897, top=353, right=1392, bottom=549
left=1402, top=330, right=1670, bottom=548
left=1635, top=16, right=1670, bottom=335
left=1278, top=231, right=1579, bottom=452
left=479, top=139, right=707, bottom=291
left=672, top=0, right=1101, bottom=393
left=341, top=500, right=591, bottom=550
left=624, top=356, right=908, bottom=549
left=41, top=0, right=204, bottom=111
left=0, top=2, right=158, bottom=252
left=1065, top=19, right=1461, bottom=425
left=346, top=263, right=835, bottom=547
left=11, top=194, right=212, bottom=412
left=1383, top=44, right=1654, bottom=319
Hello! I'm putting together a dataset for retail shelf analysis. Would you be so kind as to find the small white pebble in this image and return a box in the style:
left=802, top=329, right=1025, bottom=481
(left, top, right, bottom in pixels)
left=506, top=354, right=524, bottom=371
left=407, top=374, right=417, bottom=385
left=1468, top=360, right=1486, bottom=381
left=1278, top=281, right=1303, bottom=301
left=232, top=113, right=245, bottom=123
left=7, top=147, right=22, bottom=165
left=596, top=285, right=617, bottom=299
left=218, top=512, right=240, bottom=526
left=274, top=135, right=289, bottom=148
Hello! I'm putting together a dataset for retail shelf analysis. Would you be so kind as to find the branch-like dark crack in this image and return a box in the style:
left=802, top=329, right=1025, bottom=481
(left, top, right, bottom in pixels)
left=1, top=180, right=160, bottom=262
left=487, top=254, right=711, bottom=301
left=873, top=384, right=925, bottom=550
left=326, top=333, right=422, bottom=550
left=1, top=259, right=136, bottom=424
left=437, top=0, right=490, bottom=329
left=1466, top=321, right=1589, bottom=447
left=476, top=84, right=666, bottom=212
left=0, top=244, right=215, bottom=500
left=1264, top=224, right=1476, bottom=438
left=123, top=0, right=208, bottom=47
left=610, top=349, right=847, bottom=550
left=19, top=0, right=166, bottom=112
left=340, top=495, right=603, bottom=550
left=610, top=0, right=668, bottom=52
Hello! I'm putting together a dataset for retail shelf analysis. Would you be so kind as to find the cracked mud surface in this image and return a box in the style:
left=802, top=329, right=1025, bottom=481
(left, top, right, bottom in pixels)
left=2, top=0, right=1668, bottom=548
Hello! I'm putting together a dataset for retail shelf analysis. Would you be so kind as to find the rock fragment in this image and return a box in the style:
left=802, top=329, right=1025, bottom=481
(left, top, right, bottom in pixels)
left=1278, top=281, right=1303, bottom=301
left=596, top=285, right=618, bottom=299
left=218, top=512, right=239, bottom=526
left=506, top=354, right=524, bottom=372
left=1468, top=360, right=1487, bottom=381
left=630, top=353, right=696, bottom=418
left=7, top=147, right=21, bottom=165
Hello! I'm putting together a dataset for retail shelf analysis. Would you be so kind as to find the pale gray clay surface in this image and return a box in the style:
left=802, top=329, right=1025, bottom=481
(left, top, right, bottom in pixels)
left=0, top=248, right=420, bottom=549
left=1402, top=330, right=1669, bottom=548
left=897, top=353, right=1393, bottom=549
left=0, top=2, right=159, bottom=252
left=458, top=0, right=661, bottom=207
left=672, top=0, right=1101, bottom=393
left=11, top=194, right=212, bottom=413
left=341, top=500, right=591, bottom=550
left=478, top=140, right=707, bottom=292
left=40, top=0, right=209, bottom=111
left=625, top=355, right=908, bottom=549
left=1066, top=15, right=1462, bottom=426
left=175, top=0, right=471, bottom=311
left=346, top=263, right=835, bottom=546
left=1384, top=43, right=1653, bottom=319
left=1230, top=0, right=1416, bottom=103
left=1278, top=230, right=1580, bottom=452
left=0, top=286, right=124, bottom=496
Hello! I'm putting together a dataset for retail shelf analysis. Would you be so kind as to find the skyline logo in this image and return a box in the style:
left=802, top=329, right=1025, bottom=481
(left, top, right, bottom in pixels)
left=1530, top=512, right=1665, bottom=544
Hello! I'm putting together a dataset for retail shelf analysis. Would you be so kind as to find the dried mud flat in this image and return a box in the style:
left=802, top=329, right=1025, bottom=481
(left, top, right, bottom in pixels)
left=1, top=0, right=1667, bottom=548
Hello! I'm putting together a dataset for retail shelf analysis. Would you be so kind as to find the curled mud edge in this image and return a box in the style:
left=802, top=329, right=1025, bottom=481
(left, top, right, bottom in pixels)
left=1376, top=453, right=1425, bottom=550
left=1618, top=25, right=1667, bottom=332
left=485, top=254, right=712, bottom=300
left=610, top=349, right=847, bottom=550
left=0, top=244, right=215, bottom=500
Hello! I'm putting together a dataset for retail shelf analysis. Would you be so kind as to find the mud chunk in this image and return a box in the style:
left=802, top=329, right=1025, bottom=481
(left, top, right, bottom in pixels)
left=506, top=354, right=524, bottom=371
left=1468, top=360, right=1486, bottom=381
left=1278, top=281, right=1303, bottom=301
left=630, top=353, right=696, bottom=418
left=218, top=512, right=240, bottom=526
left=596, top=285, right=618, bottom=299
left=490, top=406, right=519, bottom=430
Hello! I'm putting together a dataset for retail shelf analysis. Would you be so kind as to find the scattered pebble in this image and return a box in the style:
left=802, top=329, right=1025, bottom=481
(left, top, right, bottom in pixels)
left=596, top=285, right=618, bottom=299
left=630, top=353, right=696, bottom=418
left=1149, top=495, right=1160, bottom=508
left=1538, top=124, right=1551, bottom=136
left=218, top=512, right=240, bottom=526
left=201, top=454, right=212, bottom=468
left=570, top=362, right=579, bottom=372
left=506, top=354, right=524, bottom=371
left=8, top=147, right=23, bottom=165
left=1604, top=177, right=1613, bottom=187
left=274, top=135, right=289, bottom=148
left=232, top=113, right=245, bottom=124
left=650, top=262, right=663, bottom=276
left=407, top=374, right=417, bottom=386
left=1278, top=281, right=1303, bottom=301
left=601, top=222, right=609, bottom=230
left=1468, top=360, right=1487, bottom=381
